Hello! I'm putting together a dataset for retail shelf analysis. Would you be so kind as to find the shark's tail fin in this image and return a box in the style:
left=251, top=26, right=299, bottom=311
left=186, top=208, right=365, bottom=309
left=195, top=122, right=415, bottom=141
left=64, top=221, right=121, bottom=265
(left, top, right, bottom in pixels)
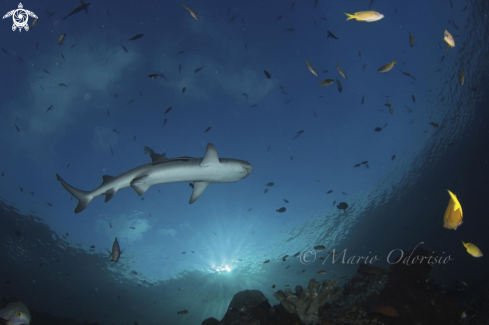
left=56, top=174, right=93, bottom=213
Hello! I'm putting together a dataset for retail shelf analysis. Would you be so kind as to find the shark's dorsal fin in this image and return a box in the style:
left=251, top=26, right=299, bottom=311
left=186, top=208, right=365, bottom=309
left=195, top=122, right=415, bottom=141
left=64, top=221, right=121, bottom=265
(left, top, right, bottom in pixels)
left=189, top=181, right=210, bottom=204
left=102, top=175, right=115, bottom=184
left=200, top=143, right=219, bottom=167
left=130, top=176, right=150, bottom=196
left=150, top=153, right=169, bottom=163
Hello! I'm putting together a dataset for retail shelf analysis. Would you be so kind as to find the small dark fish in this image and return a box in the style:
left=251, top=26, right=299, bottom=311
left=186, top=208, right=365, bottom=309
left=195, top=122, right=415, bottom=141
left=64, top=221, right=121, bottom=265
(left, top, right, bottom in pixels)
left=264, top=70, right=271, bottom=79
left=361, top=94, right=365, bottom=104
left=227, top=7, right=230, bottom=15
left=227, top=15, right=236, bottom=24
left=20, top=187, right=23, bottom=193
left=392, top=155, right=396, bottom=161
left=313, top=109, right=316, bottom=117
left=276, top=207, right=286, bottom=213
left=285, top=28, right=295, bottom=32
left=120, top=44, right=128, bottom=52
left=336, top=78, right=342, bottom=93
left=177, top=50, right=184, bottom=55
left=412, top=94, right=416, bottom=103
left=111, top=128, right=119, bottom=134
left=164, top=106, right=172, bottom=114
left=291, top=156, right=293, bottom=160
left=60, top=53, right=65, bottom=61
left=1, top=48, right=8, bottom=54
left=363, top=64, right=367, bottom=72
left=163, top=118, right=167, bottom=126
left=204, top=127, right=211, bottom=133
left=375, top=127, right=382, bottom=132
left=15, top=124, right=20, bottom=132
left=90, top=245, right=95, bottom=249
left=44, top=10, right=57, bottom=18
left=70, top=43, right=78, bottom=48
left=109, top=223, right=112, bottom=228
left=286, top=100, right=293, bottom=103
left=276, top=15, right=282, bottom=21
left=249, top=104, right=258, bottom=109
left=242, top=93, right=248, bottom=99
left=147, top=73, right=162, bottom=79
left=400, top=70, right=417, bottom=80
left=362, top=161, right=368, bottom=164
left=129, top=227, right=135, bottom=230
left=128, top=34, right=144, bottom=41
left=244, top=42, right=247, bottom=51
left=314, top=0, right=319, bottom=9
left=106, top=10, right=110, bottom=20
left=106, top=108, right=109, bottom=116
left=138, top=89, right=143, bottom=96
left=46, top=202, right=52, bottom=207
left=113, top=93, right=118, bottom=97
left=45, top=105, right=53, bottom=113
left=35, top=42, right=38, bottom=51
left=266, top=182, right=274, bottom=186
left=17, top=56, right=24, bottom=63
left=127, top=99, right=134, bottom=105
left=359, top=51, right=362, bottom=58
left=327, top=31, right=339, bottom=39
left=354, top=164, right=361, bottom=168
left=440, top=55, right=445, bottom=63
left=264, top=189, right=268, bottom=194
left=179, top=64, right=182, bottom=75
left=369, top=0, right=374, bottom=8
left=177, top=310, right=189, bottom=315
left=109, top=145, right=114, bottom=156
left=194, top=66, right=205, bottom=73
left=429, top=122, right=440, bottom=128
left=290, top=2, right=295, bottom=12
left=293, top=130, right=304, bottom=140
left=60, top=1, right=91, bottom=20
left=182, top=87, right=186, bottom=93
left=133, top=136, right=136, bottom=141
left=43, top=69, right=51, bottom=75
left=326, top=190, right=333, bottom=194
left=241, top=18, right=245, bottom=24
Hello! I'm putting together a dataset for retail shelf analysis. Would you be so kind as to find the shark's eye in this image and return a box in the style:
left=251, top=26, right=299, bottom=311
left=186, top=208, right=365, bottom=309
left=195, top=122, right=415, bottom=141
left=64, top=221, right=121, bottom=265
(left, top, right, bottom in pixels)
left=17, top=311, right=22, bottom=317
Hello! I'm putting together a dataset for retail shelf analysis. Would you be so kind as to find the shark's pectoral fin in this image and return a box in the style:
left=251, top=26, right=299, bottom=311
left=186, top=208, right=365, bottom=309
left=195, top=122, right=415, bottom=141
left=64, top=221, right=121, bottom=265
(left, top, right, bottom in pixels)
left=189, top=181, right=210, bottom=204
left=200, top=143, right=219, bottom=167
left=130, top=176, right=150, bottom=196
left=104, top=189, right=116, bottom=202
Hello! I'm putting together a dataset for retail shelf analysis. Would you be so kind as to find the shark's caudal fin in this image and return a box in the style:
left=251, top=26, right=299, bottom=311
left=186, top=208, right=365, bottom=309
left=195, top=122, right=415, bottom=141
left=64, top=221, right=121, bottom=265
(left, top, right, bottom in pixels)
left=56, top=174, right=93, bottom=213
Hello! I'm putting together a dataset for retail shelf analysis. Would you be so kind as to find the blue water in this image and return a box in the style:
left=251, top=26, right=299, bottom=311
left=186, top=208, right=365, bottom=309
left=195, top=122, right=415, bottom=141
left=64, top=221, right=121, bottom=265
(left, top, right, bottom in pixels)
left=1, top=0, right=488, bottom=324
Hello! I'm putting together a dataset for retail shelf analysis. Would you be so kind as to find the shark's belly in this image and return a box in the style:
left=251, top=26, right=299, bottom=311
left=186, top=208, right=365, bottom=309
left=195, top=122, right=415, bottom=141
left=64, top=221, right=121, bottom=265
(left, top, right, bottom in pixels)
left=146, top=162, right=238, bottom=185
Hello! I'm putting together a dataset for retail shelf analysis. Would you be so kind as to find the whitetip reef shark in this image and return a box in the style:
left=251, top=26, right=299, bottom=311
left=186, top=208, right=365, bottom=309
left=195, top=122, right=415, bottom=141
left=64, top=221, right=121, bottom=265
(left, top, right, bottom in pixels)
left=56, top=143, right=253, bottom=213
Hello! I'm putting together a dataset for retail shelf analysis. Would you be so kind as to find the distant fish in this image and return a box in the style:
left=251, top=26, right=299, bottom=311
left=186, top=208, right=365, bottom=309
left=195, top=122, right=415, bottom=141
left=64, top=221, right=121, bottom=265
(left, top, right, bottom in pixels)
left=45, top=105, right=53, bottom=113
left=204, top=126, right=211, bottom=133
left=264, top=70, right=271, bottom=79
left=177, top=310, right=189, bottom=315
left=120, top=44, right=128, bottom=52
left=378, top=60, right=397, bottom=73
left=182, top=4, right=199, bottom=21
left=227, top=15, right=236, bottom=24
left=293, top=130, right=304, bottom=140
left=60, top=0, right=90, bottom=20
left=263, top=260, right=270, bottom=264
left=327, top=30, right=339, bottom=39
left=266, top=182, right=274, bottom=186
left=345, top=11, right=384, bottom=22
left=337, top=62, right=347, bottom=79
left=283, top=199, right=289, bottom=203
left=462, top=241, right=483, bottom=257
left=306, top=60, right=318, bottom=76
left=194, top=66, right=205, bottom=73
left=314, top=245, right=326, bottom=250
left=443, top=30, right=455, bottom=49
left=336, top=78, right=342, bottom=93
left=326, top=190, right=333, bottom=194
left=58, top=33, right=66, bottom=46
left=276, top=207, right=286, bottom=213
left=264, top=189, right=268, bottom=194
left=128, top=34, right=144, bottom=41
left=443, top=190, right=463, bottom=230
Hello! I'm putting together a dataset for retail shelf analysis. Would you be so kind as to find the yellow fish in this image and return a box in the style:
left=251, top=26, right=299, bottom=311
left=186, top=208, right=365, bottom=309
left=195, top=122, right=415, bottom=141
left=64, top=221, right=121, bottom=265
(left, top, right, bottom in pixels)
left=337, top=62, right=347, bottom=79
left=345, top=11, right=384, bottom=22
left=378, top=60, right=396, bottom=73
left=443, top=190, right=463, bottom=229
left=182, top=4, right=199, bottom=21
left=462, top=241, right=483, bottom=257
left=318, top=79, right=334, bottom=86
left=57, top=33, right=66, bottom=46
left=409, top=33, right=415, bottom=47
left=444, top=30, right=455, bottom=50
left=460, top=67, right=465, bottom=86
left=306, top=60, right=318, bottom=77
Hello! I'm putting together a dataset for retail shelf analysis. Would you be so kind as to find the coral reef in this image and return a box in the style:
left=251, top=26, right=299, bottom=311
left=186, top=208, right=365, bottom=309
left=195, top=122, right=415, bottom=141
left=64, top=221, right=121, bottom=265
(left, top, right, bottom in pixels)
left=273, top=278, right=343, bottom=324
